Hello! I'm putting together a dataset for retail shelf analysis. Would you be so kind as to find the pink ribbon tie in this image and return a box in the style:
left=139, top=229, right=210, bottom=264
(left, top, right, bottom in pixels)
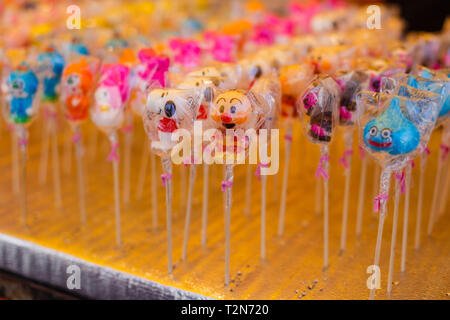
left=18, top=138, right=28, bottom=147
left=107, top=142, right=119, bottom=163
left=284, top=134, right=293, bottom=142
left=358, top=146, right=365, bottom=159
left=221, top=180, right=233, bottom=192
left=440, top=144, right=449, bottom=161
left=394, top=171, right=406, bottom=194
left=373, top=194, right=389, bottom=212
left=72, top=132, right=81, bottom=144
left=255, top=163, right=270, bottom=181
left=161, top=173, right=172, bottom=187
left=120, top=124, right=134, bottom=134
left=315, top=155, right=330, bottom=180
left=339, top=149, right=353, bottom=169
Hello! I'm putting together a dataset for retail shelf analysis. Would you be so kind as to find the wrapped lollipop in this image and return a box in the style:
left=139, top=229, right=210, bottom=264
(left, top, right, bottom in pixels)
left=91, top=63, right=130, bottom=246
left=144, top=88, right=199, bottom=274
left=132, top=48, right=170, bottom=231
left=412, top=67, right=450, bottom=238
left=277, top=64, right=314, bottom=237
left=61, top=56, right=100, bottom=225
left=36, top=45, right=65, bottom=208
left=297, top=75, right=340, bottom=269
left=1, top=62, right=41, bottom=227
left=382, top=72, right=449, bottom=272
left=334, top=69, right=369, bottom=253
left=208, top=76, right=278, bottom=284
left=357, top=90, right=441, bottom=299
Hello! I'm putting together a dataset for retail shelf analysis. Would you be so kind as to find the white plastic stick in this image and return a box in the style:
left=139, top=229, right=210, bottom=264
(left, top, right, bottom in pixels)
left=63, top=127, right=72, bottom=173
left=339, top=135, right=353, bottom=253
left=162, top=156, right=173, bottom=274
left=182, top=165, right=196, bottom=261
left=122, top=116, right=133, bottom=204
left=17, top=126, right=28, bottom=228
left=261, top=174, right=267, bottom=260
left=109, top=132, right=121, bottom=247
left=136, top=141, right=149, bottom=199
left=414, top=154, right=426, bottom=249
left=50, top=120, right=62, bottom=208
left=74, top=128, right=86, bottom=225
left=201, top=164, right=209, bottom=247
left=224, top=164, right=233, bottom=286
left=278, top=127, right=292, bottom=237
left=387, top=176, right=401, bottom=295
left=151, top=152, right=158, bottom=230
left=356, top=155, right=368, bottom=237
left=11, top=131, right=19, bottom=195
left=400, top=163, right=412, bottom=272
left=437, top=157, right=449, bottom=218
left=244, top=165, right=252, bottom=216
left=315, top=175, right=322, bottom=217
left=320, top=145, right=330, bottom=270
left=39, top=121, right=50, bottom=184
left=369, top=168, right=392, bottom=300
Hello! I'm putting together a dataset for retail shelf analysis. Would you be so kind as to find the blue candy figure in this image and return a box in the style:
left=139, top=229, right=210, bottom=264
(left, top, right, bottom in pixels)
left=415, top=69, right=450, bottom=119
left=363, top=96, right=421, bottom=155
left=38, top=46, right=65, bottom=102
left=7, top=63, right=39, bottom=124
left=70, top=37, right=89, bottom=56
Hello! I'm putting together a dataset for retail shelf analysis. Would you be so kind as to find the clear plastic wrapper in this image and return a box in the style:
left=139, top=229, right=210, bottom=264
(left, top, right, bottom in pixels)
left=36, top=45, right=65, bottom=104
left=129, top=48, right=170, bottom=117
left=144, top=88, right=199, bottom=157
left=357, top=92, right=441, bottom=171
left=334, top=69, right=370, bottom=126
left=297, top=75, right=340, bottom=144
left=279, top=64, right=314, bottom=120
left=91, top=63, right=131, bottom=134
left=2, top=63, right=41, bottom=127
left=60, top=55, right=101, bottom=127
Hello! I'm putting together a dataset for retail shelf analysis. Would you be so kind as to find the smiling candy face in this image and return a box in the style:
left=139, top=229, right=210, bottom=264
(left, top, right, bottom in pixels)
left=363, top=97, right=420, bottom=155
left=211, top=90, right=252, bottom=130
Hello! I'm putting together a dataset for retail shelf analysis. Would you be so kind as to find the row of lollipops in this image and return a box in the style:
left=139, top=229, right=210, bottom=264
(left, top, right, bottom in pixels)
left=1, top=8, right=449, bottom=300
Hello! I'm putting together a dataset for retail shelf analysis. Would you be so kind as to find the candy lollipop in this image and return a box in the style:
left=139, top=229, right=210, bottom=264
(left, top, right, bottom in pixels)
left=209, top=82, right=273, bottom=284
left=132, top=48, right=170, bottom=231
left=61, top=56, right=99, bottom=225
left=334, top=69, right=369, bottom=253
left=91, top=63, right=130, bottom=246
left=298, top=75, right=340, bottom=270
left=277, top=64, right=314, bottom=237
left=412, top=67, right=450, bottom=237
left=144, top=88, right=199, bottom=274
left=1, top=62, right=41, bottom=227
left=250, top=75, right=280, bottom=260
left=357, top=91, right=441, bottom=299
left=36, top=45, right=65, bottom=208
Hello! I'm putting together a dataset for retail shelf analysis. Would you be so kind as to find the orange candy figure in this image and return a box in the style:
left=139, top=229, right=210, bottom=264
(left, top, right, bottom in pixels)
left=61, top=59, right=94, bottom=123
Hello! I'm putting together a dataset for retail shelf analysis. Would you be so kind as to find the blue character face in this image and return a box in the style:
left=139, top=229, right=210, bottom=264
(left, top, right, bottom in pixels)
left=8, top=66, right=39, bottom=124
left=363, top=97, right=421, bottom=155
left=38, top=48, right=65, bottom=101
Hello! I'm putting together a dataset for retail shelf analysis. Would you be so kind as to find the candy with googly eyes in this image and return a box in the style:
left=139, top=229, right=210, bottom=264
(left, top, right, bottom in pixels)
left=144, top=88, right=199, bottom=156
